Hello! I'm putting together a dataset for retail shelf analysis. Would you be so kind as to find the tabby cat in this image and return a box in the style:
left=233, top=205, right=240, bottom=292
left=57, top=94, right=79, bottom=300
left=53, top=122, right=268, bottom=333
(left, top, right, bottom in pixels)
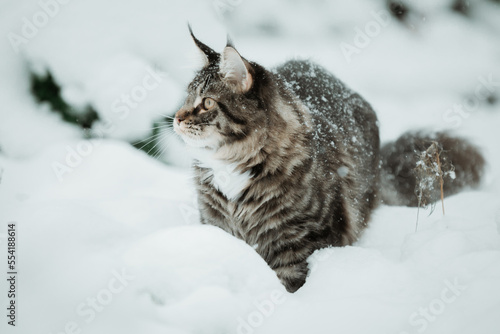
left=172, top=28, right=485, bottom=292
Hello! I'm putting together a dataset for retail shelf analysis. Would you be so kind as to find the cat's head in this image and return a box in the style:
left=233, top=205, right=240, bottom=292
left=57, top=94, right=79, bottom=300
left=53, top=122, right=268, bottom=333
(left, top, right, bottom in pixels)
left=173, top=27, right=270, bottom=151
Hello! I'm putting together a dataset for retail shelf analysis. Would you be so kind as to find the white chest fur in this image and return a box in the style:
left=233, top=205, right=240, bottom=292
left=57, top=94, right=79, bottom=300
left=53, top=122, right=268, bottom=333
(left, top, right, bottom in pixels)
left=192, top=149, right=251, bottom=201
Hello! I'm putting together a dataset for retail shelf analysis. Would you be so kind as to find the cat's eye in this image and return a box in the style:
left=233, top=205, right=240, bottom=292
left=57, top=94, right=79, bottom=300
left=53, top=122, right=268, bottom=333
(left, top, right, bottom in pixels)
left=203, top=97, right=216, bottom=110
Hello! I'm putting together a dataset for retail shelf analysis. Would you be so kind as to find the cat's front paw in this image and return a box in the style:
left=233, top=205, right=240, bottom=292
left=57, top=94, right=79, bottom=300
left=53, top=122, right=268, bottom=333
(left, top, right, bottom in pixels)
left=274, top=261, right=308, bottom=293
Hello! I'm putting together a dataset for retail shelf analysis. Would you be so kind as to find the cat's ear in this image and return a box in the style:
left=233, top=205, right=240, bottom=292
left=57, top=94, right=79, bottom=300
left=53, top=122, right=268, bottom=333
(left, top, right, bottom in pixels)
left=219, top=46, right=253, bottom=94
left=188, top=24, right=219, bottom=66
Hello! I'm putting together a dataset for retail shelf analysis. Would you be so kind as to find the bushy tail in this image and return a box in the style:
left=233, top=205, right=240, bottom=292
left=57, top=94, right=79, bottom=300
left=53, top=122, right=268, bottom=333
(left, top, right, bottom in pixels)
left=379, top=131, right=485, bottom=207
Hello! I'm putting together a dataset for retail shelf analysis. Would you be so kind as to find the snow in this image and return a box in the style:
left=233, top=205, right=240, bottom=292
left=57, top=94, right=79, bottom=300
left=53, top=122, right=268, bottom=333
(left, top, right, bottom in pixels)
left=1, top=0, right=500, bottom=333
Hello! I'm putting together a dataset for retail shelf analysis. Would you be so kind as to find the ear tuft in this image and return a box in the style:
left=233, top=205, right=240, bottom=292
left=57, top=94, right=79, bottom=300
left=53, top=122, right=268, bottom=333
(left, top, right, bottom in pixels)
left=188, top=24, right=219, bottom=66
left=226, top=34, right=235, bottom=48
left=219, top=47, right=253, bottom=94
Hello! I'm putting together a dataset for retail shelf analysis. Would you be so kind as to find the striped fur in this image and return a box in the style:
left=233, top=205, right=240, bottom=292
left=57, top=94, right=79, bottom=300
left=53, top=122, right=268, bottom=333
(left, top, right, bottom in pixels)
left=173, top=33, right=484, bottom=292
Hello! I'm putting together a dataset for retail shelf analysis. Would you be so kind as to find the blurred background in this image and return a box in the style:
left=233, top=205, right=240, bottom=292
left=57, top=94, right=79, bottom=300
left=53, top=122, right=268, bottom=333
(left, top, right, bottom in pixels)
left=1, top=0, right=499, bottom=165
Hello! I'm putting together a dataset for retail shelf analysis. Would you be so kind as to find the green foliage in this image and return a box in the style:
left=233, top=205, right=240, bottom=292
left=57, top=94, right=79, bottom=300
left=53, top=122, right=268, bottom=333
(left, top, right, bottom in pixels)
left=30, top=69, right=171, bottom=161
left=132, top=120, right=169, bottom=158
left=30, top=71, right=99, bottom=129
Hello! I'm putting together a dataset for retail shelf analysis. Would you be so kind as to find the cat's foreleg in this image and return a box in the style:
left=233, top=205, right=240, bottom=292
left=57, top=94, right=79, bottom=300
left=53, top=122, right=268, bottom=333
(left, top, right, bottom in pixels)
left=273, top=260, right=309, bottom=293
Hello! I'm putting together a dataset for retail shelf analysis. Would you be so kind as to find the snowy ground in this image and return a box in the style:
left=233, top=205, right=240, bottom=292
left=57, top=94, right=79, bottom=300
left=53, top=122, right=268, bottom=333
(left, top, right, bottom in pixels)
left=1, top=0, right=500, bottom=333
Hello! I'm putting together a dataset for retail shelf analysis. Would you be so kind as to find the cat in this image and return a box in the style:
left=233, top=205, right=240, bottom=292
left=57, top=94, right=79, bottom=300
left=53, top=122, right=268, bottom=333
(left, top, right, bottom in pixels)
left=172, top=27, right=485, bottom=292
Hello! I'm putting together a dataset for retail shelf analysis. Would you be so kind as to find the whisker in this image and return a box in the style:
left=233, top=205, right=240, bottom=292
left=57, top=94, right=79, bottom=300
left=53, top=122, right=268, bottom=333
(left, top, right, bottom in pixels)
left=133, top=130, right=165, bottom=143
left=150, top=124, right=173, bottom=131
left=127, top=123, right=172, bottom=132
left=135, top=138, right=162, bottom=152
left=146, top=134, right=167, bottom=157
left=133, top=132, right=166, bottom=149
left=160, top=128, right=176, bottom=136
left=156, top=113, right=176, bottom=119
left=153, top=141, right=170, bottom=160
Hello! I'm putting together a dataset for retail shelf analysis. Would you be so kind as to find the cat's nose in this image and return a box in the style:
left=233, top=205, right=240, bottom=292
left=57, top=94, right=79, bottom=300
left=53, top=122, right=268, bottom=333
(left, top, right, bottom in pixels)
left=175, top=116, right=184, bottom=125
